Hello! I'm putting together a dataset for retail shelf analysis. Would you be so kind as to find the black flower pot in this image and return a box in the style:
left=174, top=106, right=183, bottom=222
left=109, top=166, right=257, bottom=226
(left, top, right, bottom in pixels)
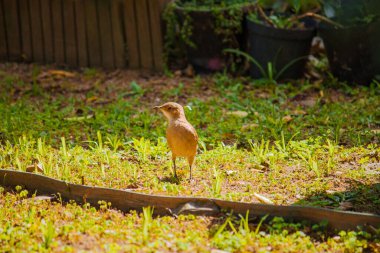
left=318, top=21, right=379, bottom=84
left=246, top=20, right=315, bottom=80
left=175, top=5, right=250, bottom=72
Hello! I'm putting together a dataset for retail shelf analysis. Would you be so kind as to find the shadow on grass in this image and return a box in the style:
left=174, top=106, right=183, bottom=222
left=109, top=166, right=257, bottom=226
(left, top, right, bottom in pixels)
left=295, top=180, right=380, bottom=215
left=158, top=175, right=180, bottom=184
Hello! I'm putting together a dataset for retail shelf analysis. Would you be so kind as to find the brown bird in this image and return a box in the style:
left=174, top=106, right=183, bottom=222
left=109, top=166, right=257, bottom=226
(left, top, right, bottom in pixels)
left=154, top=102, right=198, bottom=180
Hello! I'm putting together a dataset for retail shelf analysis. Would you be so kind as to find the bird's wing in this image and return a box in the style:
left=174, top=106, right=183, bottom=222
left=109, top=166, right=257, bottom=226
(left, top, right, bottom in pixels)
left=167, top=120, right=198, bottom=144
left=177, top=120, right=198, bottom=142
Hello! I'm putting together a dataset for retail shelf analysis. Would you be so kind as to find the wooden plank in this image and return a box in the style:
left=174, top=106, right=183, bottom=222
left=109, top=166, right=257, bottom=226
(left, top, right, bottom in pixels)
left=148, top=0, right=165, bottom=71
left=3, top=0, right=21, bottom=61
left=51, top=0, right=65, bottom=64
left=63, top=0, right=77, bottom=66
left=97, top=0, right=114, bottom=68
left=74, top=0, right=88, bottom=67
left=29, top=0, right=45, bottom=62
left=18, top=0, right=33, bottom=62
left=0, top=0, right=8, bottom=60
left=110, top=0, right=126, bottom=68
left=84, top=0, right=101, bottom=67
left=40, top=0, right=54, bottom=63
left=123, top=0, right=139, bottom=68
left=2, top=169, right=380, bottom=231
left=135, top=0, right=153, bottom=69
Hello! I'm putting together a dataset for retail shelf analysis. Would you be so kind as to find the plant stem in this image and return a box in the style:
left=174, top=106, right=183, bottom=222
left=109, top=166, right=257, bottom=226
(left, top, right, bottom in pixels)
left=290, top=12, right=344, bottom=28
left=257, top=5, right=275, bottom=27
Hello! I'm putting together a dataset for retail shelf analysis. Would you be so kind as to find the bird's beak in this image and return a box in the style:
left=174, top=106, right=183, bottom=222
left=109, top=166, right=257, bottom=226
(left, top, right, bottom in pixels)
left=153, top=105, right=162, bottom=110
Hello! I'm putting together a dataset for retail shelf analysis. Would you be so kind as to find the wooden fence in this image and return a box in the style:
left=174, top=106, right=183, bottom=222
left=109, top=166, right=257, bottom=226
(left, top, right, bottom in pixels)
left=0, top=0, right=170, bottom=70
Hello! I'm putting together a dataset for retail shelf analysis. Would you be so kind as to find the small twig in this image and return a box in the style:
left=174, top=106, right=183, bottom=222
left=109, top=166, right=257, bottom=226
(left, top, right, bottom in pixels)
left=257, top=5, right=275, bottom=27
left=289, top=12, right=344, bottom=28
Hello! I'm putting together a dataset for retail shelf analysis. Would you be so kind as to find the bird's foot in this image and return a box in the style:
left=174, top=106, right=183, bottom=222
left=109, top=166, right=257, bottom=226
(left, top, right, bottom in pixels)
left=172, top=174, right=180, bottom=184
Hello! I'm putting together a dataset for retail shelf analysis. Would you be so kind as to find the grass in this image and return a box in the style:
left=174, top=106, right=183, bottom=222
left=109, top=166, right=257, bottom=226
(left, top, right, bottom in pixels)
left=1, top=188, right=379, bottom=252
left=0, top=63, right=379, bottom=252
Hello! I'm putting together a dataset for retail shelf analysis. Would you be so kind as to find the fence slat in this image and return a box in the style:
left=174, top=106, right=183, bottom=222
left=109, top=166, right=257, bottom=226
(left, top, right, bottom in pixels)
left=3, top=0, right=21, bottom=61
left=135, top=0, right=153, bottom=69
left=84, top=0, right=101, bottom=67
left=63, top=0, right=77, bottom=66
left=124, top=0, right=139, bottom=68
left=0, top=0, right=8, bottom=60
left=97, top=0, right=114, bottom=68
left=148, top=0, right=165, bottom=71
left=40, top=0, right=54, bottom=63
left=74, top=0, right=88, bottom=67
left=51, top=0, right=65, bottom=64
left=111, top=0, right=125, bottom=68
left=29, top=0, right=45, bottom=62
left=0, top=0, right=168, bottom=70
left=18, top=0, right=32, bottom=61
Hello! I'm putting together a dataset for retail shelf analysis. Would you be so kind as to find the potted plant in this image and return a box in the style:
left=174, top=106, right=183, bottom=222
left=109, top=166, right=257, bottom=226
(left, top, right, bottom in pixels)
left=163, top=0, right=255, bottom=73
left=318, top=0, right=380, bottom=84
left=243, top=0, right=330, bottom=80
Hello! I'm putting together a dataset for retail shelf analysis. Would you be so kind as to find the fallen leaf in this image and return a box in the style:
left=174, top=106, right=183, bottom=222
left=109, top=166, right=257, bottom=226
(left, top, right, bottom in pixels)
left=211, top=250, right=229, bottom=253
left=64, top=115, right=94, bottom=121
left=291, top=109, right=307, bottom=115
left=338, top=201, right=353, bottom=211
left=174, top=70, right=182, bottom=77
left=225, top=170, right=236, bottom=176
left=48, top=70, right=75, bottom=78
left=86, top=96, right=98, bottom=102
left=25, top=196, right=54, bottom=202
left=227, top=111, right=248, bottom=118
left=222, top=133, right=235, bottom=139
left=253, top=193, right=274, bottom=204
left=184, top=65, right=194, bottom=77
left=241, top=123, right=259, bottom=131
left=282, top=115, right=293, bottom=123
left=26, top=163, right=43, bottom=173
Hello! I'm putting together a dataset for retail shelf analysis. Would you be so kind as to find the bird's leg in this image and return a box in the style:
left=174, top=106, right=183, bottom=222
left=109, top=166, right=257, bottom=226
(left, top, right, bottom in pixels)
left=172, top=155, right=177, bottom=179
left=188, top=156, right=195, bottom=181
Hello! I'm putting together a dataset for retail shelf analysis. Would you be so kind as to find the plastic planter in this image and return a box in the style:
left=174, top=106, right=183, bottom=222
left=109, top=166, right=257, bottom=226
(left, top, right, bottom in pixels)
left=246, top=19, right=315, bottom=80
left=319, top=22, right=379, bottom=84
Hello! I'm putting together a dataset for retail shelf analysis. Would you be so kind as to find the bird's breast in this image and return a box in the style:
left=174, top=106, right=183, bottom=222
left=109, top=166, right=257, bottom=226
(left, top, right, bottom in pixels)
left=166, top=120, right=198, bottom=157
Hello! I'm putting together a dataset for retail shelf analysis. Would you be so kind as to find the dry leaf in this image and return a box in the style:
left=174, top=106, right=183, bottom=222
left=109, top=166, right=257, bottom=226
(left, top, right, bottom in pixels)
left=174, top=70, right=182, bottom=77
left=291, top=109, right=307, bottom=115
left=65, top=115, right=94, bottom=121
left=282, top=115, right=293, bottom=123
left=227, top=111, right=248, bottom=118
left=26, top=163, right=43, bottom=173
left=339, top=201, right=353, bottom=211
left=241, top=123, right=259, bottom=131
left=253, top=192, right=274, bottom=204
left=86, top=96, right=98, bottom=102
left=211, top=249, right=230, bottom=253
left=48, top=70, right=75, bottom=78
left=222, top=133, right=235, bottom=139
left=226, top=170, right=236, bottom=176
left=184, top=65, right=194, bottom=77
